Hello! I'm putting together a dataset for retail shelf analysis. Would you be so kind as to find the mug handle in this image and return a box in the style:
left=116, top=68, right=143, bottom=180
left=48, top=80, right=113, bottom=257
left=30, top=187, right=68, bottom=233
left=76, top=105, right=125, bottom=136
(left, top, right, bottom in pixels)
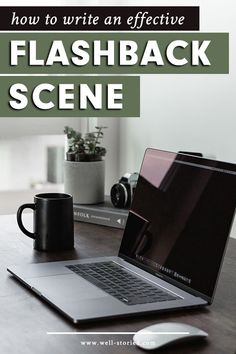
left=17, top=203, right=35, bottom=239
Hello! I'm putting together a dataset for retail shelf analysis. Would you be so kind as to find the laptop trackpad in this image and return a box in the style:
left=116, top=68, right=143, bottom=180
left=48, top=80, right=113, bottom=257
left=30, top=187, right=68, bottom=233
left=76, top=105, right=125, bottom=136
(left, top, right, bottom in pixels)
left=28, top=274, right=107, bottom=301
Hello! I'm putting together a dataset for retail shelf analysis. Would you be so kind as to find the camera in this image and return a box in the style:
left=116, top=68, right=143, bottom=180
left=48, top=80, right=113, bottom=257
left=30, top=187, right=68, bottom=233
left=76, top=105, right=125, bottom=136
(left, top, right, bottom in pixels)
left=110, top=173, right=139, bottom=208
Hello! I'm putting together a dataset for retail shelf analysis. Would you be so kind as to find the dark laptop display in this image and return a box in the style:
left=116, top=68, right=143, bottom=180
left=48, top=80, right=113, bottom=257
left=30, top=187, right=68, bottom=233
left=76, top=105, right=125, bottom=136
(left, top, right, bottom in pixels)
left=119, top=149, right=236, bottom=300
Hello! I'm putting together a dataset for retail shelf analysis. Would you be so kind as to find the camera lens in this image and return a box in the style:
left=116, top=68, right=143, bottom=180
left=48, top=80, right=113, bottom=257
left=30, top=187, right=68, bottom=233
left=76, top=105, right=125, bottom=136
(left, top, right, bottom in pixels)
left=110, top=183, right=128, bottom=208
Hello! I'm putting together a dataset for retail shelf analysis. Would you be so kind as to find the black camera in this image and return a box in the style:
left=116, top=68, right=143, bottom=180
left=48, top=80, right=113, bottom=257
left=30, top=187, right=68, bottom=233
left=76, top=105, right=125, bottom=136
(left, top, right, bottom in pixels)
left=110, top=173, right=139, bottom=208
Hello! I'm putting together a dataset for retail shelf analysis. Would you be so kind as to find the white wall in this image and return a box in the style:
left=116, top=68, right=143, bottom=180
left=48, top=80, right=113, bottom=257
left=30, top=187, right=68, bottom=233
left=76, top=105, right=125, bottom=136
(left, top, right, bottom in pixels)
left=0, top=135, right=64, bottom=190
left=98, top=118, right=121, bottom=194
left=0, top=118, right=82, bottom=138
left=119, top=0, right=236, bottom=174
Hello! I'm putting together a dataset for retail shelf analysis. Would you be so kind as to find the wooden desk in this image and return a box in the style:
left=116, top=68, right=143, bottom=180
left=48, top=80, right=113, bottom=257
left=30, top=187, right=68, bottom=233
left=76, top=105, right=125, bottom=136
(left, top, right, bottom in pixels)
left=0, top=214, right=235, bottom=354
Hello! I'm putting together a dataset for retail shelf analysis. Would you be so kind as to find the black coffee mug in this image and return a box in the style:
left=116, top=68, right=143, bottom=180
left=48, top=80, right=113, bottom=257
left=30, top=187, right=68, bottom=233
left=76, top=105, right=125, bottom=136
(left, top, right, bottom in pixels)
left=17, top=193, right=74, bottom=251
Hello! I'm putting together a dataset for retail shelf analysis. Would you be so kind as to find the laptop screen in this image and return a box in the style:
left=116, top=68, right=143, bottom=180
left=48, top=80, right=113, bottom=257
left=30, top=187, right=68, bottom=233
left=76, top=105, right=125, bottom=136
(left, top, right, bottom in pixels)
left=119, top=149, right=236, bottom=300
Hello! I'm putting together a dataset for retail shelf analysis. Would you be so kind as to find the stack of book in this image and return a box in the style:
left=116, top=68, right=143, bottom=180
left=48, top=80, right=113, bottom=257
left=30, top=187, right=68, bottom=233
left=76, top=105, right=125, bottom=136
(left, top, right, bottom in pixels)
left=73, top=196, right=129, bottom=229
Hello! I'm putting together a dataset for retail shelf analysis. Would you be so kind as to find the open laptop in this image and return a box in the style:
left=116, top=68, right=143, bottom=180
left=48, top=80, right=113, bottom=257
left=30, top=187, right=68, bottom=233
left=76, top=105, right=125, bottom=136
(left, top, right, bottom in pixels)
left=7, top=148, right=236, bottom=323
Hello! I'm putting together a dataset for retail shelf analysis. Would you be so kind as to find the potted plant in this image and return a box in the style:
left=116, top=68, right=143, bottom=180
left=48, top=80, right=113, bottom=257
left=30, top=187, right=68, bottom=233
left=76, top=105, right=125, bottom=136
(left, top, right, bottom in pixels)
left=64, top=125, right=107, bottom=204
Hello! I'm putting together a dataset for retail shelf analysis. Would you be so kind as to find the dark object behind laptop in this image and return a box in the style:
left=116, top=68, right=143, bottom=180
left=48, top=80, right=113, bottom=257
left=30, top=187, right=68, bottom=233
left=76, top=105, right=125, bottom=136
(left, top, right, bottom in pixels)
left=178, top=151, right=203, bottom=157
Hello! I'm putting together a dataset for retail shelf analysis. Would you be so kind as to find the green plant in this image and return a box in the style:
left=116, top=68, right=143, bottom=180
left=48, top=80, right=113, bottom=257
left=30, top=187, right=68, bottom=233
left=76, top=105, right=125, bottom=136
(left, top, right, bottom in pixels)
left=64, top=126, right=107, bottom=162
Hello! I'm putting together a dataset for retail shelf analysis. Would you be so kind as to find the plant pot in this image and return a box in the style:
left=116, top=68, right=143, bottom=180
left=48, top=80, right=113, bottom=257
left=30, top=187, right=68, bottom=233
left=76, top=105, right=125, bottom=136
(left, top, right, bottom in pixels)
left=64, top=160, right=105, bottom=204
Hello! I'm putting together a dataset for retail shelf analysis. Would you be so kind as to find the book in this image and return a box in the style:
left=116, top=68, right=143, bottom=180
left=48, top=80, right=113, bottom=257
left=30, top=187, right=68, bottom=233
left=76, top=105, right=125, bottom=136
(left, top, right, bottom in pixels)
left=73, top=196, right=129, bottom=229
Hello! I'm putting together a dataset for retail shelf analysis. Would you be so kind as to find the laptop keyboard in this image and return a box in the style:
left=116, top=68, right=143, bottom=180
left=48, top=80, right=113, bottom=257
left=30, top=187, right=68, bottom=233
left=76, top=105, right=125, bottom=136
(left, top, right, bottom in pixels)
left=66, top=261, right=178, bottom=306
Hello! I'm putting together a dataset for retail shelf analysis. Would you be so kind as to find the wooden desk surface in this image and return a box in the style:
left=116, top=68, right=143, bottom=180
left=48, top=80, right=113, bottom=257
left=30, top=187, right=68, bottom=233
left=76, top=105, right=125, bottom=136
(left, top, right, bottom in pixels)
left=0, top=214, right=235, bottom=354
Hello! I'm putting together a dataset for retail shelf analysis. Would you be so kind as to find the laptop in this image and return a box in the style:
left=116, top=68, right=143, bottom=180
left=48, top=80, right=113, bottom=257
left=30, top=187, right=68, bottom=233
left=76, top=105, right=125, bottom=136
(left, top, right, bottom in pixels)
left=7, top=148, right=236, bottom=323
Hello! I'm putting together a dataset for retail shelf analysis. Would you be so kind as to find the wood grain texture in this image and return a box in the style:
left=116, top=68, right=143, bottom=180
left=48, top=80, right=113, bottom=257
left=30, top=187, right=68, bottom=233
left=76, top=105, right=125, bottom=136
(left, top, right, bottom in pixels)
left=0, top=214, right=235, bottom=354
